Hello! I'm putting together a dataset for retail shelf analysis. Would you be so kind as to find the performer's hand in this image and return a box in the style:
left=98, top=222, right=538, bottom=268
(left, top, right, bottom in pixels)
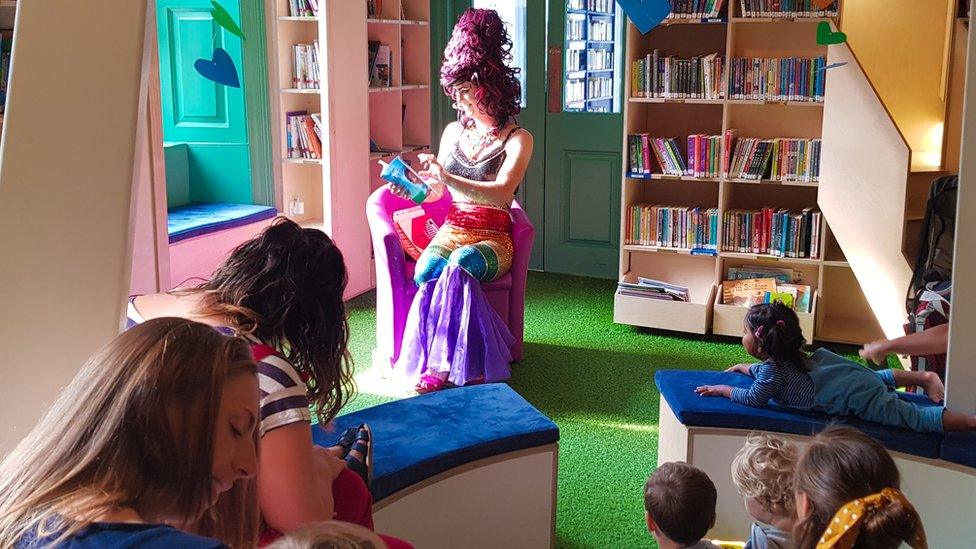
left=418, top=154, right=445, bottom=184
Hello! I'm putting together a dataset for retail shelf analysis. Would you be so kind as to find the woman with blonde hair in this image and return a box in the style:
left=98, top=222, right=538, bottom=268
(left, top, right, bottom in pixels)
left=0, top=318, right=260, bottom=547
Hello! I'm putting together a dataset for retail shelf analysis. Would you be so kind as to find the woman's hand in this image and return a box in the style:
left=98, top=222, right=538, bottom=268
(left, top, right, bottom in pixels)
left=724, top=363, right=753, bottom=375
left=417, top=153, right=446, bottom=185
left=695, top=384, right=733, bottom=398
left=859, top=339, right=890, bottom=366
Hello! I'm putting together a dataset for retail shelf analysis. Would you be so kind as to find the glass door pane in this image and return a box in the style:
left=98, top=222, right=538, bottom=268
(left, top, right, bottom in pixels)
left=472, top=0, right=528, bottom=107
left=564, top=0, right=621, bottom=113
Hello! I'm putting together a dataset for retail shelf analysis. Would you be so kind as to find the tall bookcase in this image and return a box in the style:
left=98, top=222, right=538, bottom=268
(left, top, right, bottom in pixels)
left=614, top=2, right=885, bottom=345
left=270, top=0, right=430, bottom=296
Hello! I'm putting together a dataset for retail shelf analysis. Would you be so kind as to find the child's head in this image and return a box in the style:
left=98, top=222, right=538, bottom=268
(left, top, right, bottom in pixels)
left=731, top=433, right=799, bottom=524
left=793, top=427, right=926, bottom=549
left=743, top=301, right=806, bottom=367
left=266, top=520, right=387, bottom=549
left=196, top=217, right=354, bottom=426
left=0, top=318, right=260, bottom=545
left=643, top=462, right=717, bottom=547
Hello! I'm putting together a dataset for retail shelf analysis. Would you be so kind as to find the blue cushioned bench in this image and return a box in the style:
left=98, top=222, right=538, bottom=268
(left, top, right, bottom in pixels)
left=311, top=384, right=559, bottom=548
left=655, top=369, right=944, bottom=458
left=941, top=432, right=976, bottom=468
left=313, top=383, right=559, bottom=502
left=167, top=202, right=278, bottom=243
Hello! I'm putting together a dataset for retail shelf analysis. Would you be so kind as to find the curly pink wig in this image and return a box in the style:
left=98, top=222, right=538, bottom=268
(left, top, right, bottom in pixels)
left=441, top=8, right=522, bottom=128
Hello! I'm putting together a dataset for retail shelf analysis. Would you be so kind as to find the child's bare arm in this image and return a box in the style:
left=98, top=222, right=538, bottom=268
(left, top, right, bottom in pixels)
left=725, top=363, right=754, bottom=375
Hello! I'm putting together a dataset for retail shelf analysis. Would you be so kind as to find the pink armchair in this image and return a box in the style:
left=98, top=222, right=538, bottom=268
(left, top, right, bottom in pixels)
left=367, top=186, right=534, bottom=368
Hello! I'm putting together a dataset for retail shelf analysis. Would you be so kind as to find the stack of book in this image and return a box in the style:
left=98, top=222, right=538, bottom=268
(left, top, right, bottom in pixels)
left=575, top=0, right=614, bottom=13
left=725, top=133, right=822, bottom=182
left=738, top=0, right=838, bottom=17
left=631, top=51, right=725, bottom=99
left=288, top=0, right=319, bottom=17
left=628, top=134, right=724, bottom=178
left=722, top=207, right=822, bottom=258
left=722, top=277, right=812, bottom=312
left=292, top=42, right=320, bottom=89
left=618, top=276, right=690, bottom=302
left=368, top=41, right=392, bottom=87
left=589, top=19, right=613, bottom=41
left=664, top=0, right=728, bottom=19
left=285, top=111, right=324, bottom=160
left=728, top=56, right=826, bottom=102
left=588, top=48, right=613, bottom=71
left=722, top=265, right=812, bottom=312
left=587, top=75, right=613, bottom=100
left=626, top=204, right=719, bottom=251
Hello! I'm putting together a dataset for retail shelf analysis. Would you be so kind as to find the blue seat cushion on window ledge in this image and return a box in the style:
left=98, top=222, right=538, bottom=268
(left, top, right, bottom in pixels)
left=311, top=384, right=560, bottom=502
left=941, top=432, right=976, bottom=469
left=655, top=369, right=945, bottom=459
left=167, top=202, right=278, bottom=243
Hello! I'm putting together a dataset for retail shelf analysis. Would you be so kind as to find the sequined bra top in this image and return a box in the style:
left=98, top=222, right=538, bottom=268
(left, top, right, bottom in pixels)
left=441, top=126, right=522, bottom=209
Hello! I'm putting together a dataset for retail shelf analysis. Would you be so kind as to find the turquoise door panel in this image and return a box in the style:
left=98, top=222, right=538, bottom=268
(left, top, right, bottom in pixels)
left=157, top=0, right=252, bottom=204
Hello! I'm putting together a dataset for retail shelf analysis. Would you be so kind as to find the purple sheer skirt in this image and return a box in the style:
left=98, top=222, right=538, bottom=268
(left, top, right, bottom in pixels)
left=394, top=264, right=513, bottom=386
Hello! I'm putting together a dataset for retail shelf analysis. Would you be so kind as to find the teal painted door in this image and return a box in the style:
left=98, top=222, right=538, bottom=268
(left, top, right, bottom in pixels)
left=544, top=0, right=623, bottom=278
left=434, top=0, right=546, bottom=270
left=156, top=0, right=252, bottom=205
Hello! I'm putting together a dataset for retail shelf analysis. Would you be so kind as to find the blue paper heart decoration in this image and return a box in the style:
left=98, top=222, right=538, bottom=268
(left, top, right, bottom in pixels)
left=194, top=47, right=240, bottom=88
left=616, top=0, right=672, bottom=34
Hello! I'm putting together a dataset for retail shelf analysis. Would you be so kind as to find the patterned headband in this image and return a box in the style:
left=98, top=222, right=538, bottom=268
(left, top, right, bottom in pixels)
left=816, top=488, right=928, bottom=549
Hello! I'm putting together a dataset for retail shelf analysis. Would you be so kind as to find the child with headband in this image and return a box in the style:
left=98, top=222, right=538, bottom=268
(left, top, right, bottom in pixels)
left=695, top=301, right=976, bottom=432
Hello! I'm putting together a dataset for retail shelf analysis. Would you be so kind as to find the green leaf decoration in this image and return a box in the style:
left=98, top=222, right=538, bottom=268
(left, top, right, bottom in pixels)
left=211, top=0, right=245, bottom=41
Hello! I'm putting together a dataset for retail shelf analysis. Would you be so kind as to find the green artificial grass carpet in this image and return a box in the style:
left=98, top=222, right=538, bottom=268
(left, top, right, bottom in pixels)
left=342, top=271, right=872, bottom=548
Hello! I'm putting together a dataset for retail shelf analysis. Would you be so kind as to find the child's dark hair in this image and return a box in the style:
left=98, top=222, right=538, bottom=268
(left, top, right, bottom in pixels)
left=193, top=217, right=354, bottom=425
left=794, top=426, right=925, bottom=549
left=643, top=462, right=717, bottom=546
left=745, top=301, right=807, bottom=370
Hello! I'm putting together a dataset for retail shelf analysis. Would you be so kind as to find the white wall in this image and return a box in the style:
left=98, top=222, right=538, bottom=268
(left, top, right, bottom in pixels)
left=0, top=1, right=150, bottom=454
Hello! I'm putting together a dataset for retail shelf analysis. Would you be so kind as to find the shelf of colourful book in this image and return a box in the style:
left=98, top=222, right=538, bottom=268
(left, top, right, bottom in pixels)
left=726, top=99, right=823, bottom=107
left=730, top=16, right=834, bottom=23
left=626, top=173, right=721, bottom=183
left=623, top=244, right=718, bottom=257
left=629, top=97, right=725, bottom=105
left=719, top=251, right=821, bottom=265
left=726, top=177, right=818, bottom=187
left=660, top=17, right=727, bottom=25
left=713, top=289, right=817, bottom=341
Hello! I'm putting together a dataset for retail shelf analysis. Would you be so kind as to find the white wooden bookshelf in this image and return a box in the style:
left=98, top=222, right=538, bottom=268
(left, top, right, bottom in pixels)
left=615, top=1, right=885, bottom=344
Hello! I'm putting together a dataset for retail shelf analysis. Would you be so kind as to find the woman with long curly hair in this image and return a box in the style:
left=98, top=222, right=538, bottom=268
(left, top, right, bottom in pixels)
left=127, top=220, right=410, bottom=547
left=390, top=7, right=534, bottom=393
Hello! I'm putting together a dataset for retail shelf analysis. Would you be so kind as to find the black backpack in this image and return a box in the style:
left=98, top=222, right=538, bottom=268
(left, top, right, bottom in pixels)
left=906, top=174, right=957, bottom=314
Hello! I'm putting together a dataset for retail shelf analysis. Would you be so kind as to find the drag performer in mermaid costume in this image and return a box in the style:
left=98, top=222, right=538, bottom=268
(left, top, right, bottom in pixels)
left=390, top=8, right=534, bottom=393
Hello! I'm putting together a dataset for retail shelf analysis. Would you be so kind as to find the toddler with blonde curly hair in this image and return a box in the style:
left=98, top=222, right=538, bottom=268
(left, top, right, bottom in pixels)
left=731, top=433, right=799, bottom=549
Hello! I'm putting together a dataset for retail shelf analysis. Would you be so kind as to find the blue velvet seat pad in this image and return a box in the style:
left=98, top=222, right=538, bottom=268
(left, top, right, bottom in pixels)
left=655, top=370, right=945, bottom=459
left=941, top=432, right=976, bottom=468
left=312, top=384, right=559, bottom=502
left=167, top=202, right=277, bottom=243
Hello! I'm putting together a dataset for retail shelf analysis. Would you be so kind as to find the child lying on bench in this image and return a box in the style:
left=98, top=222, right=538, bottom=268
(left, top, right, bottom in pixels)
left=695, top=302, right=976, bottom=432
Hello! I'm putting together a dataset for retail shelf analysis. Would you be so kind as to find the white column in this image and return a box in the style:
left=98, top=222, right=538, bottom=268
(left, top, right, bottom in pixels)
left=945, top=3, right=976, bottom=412
left=0, top=1, right=150, bottom=453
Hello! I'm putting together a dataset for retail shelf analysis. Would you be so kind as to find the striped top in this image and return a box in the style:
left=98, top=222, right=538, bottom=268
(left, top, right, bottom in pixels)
left=126, top=299, right=311, bottom=437
left=730, top=360, right=815, bottom=409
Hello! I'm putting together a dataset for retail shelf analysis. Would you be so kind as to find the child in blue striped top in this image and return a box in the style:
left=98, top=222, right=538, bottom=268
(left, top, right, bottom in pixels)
left=695, top=301, right=976, bottom=432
